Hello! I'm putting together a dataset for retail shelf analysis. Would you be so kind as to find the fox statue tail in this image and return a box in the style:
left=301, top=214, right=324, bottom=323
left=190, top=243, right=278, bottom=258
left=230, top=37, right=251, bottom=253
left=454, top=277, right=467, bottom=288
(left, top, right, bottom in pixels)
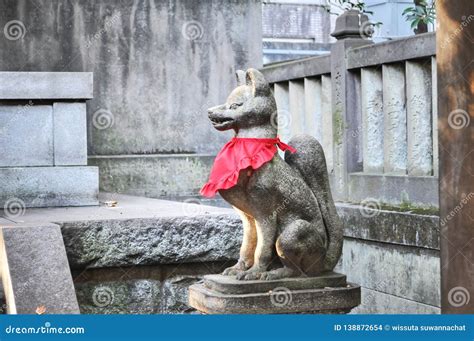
left=284, top=134, right=343, bottom=271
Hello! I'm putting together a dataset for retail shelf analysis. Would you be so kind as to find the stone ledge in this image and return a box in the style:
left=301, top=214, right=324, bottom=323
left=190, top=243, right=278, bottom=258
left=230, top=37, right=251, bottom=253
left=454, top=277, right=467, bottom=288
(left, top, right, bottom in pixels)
left=348, top=173, right=439, bottom=207
left=347, top=32, right=435, bottom=69
left=261, top=54, right=331, bottom=83
left=61, top=214, right=242, bottom=269
left=0, top=72, right=93, bottom=99
left=0, top=166, right=99, bottom=208
left=337, top=203, right=439, bottom=250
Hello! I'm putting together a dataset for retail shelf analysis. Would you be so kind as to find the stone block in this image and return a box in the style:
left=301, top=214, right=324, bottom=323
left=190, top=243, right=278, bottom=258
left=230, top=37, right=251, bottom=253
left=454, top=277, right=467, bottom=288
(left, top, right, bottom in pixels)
left=321, top=74, right=333, bottom=173
left=0, top=224, right=79, bottom=314
left=406, top=61, right=433, bottom=176
left=304, top=77, right=323, bottom=141
left=0, top=166, right=99, bottom=208
left=88, top=154, right=214, bottom=197
left=0, top=104, right=53, bottom=167
left=273, top=82, right=291, bottom=145
left=361, top=67, right=384, bottom=173
left=53, top=102, right=87, bottom=165
left=160, top=276, right=202, bottom=314
left=348, top=173, right=439, bottom=207
left=189, top=273, right=360, bottom=314
left=0, top=72, right=93, bottom=99
left=75, top=280, right=161, bottom=314
left=288, top=80, right=305, bottom=137
left=337, top=203, right=439, bottom=249
left=61, top=214, right=241, bottom=269
left=382, top=63, right=407, bottom=174
left=352, top=287, right=440, bottom=314
left=340, top=238, right=440, bottom=307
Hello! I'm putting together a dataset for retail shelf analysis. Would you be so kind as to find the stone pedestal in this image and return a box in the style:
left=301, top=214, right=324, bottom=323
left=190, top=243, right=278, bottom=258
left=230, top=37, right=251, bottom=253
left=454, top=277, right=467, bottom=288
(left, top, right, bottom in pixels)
left=0, top=72, right=98, bottom=208
left=189, top=272, right=360, bottom=314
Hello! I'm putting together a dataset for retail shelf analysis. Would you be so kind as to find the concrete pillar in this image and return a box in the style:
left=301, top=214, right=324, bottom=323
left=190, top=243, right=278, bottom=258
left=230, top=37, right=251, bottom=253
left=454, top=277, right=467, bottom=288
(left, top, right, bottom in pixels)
left=304, top=77, right=322, bottom=140
left=330, top=10, right=373, bottom=200
left=274, top=82, right=291, bottom=144
left=361, top=67, right=384, bottom=173
left=406, top=61, right=433, bottom=176
left=437, top=1, right=474, bottom=314
left=289, top=80, right=305, bottom=137
left=321, top=75, right=334, bottom=173
left=382, top=63, right=407, bottom=174
left=431, top=57, right=438, bottom=177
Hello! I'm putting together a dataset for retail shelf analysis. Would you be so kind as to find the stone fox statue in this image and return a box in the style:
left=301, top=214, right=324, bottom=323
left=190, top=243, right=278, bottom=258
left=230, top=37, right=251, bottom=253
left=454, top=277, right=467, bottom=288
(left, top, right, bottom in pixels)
left=202, top=68, right=343, bottom=280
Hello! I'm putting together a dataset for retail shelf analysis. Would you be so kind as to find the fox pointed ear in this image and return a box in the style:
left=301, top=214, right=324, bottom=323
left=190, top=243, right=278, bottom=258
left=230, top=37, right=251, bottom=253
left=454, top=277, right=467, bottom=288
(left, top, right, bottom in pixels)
left=245, top=68, right=271, bottom=97
left=235, top=70, right=246, bottom=86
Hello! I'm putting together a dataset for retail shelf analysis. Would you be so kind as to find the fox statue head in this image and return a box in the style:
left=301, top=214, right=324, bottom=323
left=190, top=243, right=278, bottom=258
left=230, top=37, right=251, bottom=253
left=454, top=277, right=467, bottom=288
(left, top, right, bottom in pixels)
left=207, top=68, right=277, bottom=138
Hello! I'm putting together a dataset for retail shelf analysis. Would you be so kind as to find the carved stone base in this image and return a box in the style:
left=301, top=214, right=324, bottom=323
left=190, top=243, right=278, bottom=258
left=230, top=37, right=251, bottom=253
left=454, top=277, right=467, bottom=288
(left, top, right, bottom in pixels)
left=189, top=272, right=361, bottom=314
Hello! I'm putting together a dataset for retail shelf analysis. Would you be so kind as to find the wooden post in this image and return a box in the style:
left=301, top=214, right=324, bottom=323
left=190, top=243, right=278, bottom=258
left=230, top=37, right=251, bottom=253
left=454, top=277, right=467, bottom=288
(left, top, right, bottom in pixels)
left=437, top=1, right=474, bottom=314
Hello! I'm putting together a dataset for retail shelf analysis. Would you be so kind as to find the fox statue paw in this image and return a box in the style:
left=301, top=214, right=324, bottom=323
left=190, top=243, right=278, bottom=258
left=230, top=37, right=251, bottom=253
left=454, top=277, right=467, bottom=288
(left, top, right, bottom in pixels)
left=222, top=260, right=250, bottom=276
left=235, top=265, right=268, bottom=280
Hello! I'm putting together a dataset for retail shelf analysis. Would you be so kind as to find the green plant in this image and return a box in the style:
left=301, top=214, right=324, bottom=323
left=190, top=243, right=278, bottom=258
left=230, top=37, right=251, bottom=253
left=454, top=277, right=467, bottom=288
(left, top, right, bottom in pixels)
left=402, top=0, right=436, bottom=34
left=324, top=0, right=373, bottom=15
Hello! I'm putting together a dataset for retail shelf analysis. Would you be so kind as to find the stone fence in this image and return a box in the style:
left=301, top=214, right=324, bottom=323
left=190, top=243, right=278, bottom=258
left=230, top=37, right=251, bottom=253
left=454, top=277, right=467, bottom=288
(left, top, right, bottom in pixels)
left=261, top=32, right=437, bottom=208
left=261, top=32, right=440, bottom=313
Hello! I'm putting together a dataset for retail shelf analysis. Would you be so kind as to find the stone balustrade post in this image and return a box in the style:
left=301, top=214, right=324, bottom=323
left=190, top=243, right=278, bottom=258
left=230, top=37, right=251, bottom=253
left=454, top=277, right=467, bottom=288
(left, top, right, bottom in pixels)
left=329, top=10, right=373, bottom=201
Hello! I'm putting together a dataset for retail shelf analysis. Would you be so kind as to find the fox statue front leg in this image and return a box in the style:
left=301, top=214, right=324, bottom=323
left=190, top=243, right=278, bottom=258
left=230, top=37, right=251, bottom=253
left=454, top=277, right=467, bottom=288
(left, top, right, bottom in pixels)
left=235, top=215, right=277, bottom=280
left=222, top=209, right=257, bottom=276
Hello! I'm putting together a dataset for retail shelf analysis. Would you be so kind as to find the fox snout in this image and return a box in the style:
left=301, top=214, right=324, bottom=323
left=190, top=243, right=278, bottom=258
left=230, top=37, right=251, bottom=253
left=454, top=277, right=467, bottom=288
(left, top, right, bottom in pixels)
left=208, top=104, right=235, bottom=131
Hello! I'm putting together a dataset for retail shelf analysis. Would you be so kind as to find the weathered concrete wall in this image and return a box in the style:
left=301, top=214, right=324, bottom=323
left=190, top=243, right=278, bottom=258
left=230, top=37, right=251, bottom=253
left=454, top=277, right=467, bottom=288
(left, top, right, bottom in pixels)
left=0, top=0, right=262, bottom=156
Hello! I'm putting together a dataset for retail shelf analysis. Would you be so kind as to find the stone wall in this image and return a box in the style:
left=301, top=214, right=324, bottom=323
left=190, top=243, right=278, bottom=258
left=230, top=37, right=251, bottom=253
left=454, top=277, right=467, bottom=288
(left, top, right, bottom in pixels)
left=56, top=201, right=439, bottom=314
left=0, top=0, right=262, bottom=197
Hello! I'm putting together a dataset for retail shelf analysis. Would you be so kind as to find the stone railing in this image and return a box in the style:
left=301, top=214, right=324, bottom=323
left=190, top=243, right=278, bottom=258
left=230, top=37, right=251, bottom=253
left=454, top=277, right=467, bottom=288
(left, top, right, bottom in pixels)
left=261, top=32, right=437, bottom=208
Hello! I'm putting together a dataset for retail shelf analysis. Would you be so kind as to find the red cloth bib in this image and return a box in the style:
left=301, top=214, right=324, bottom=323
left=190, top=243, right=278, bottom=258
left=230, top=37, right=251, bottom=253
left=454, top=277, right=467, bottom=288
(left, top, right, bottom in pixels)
left=200, top=137, right=296, bottom=198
